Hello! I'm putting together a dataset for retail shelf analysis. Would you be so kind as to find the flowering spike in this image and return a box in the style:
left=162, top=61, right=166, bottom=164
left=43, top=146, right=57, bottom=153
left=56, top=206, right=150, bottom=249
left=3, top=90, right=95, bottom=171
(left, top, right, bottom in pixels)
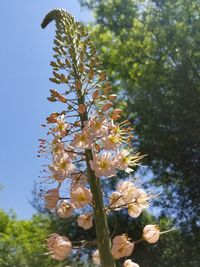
left=39, top=8, right=169, bottom=267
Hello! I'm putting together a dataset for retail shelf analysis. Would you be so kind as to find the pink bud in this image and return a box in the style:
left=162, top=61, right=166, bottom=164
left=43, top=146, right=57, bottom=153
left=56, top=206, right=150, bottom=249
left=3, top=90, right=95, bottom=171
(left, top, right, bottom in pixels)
left=92, top=89, right=100, bottom=100
left=102, top=102, right=113, bottom=112
left=78, top=104, right=86, bottom=114
left=108, top=94, right=117, bottom=100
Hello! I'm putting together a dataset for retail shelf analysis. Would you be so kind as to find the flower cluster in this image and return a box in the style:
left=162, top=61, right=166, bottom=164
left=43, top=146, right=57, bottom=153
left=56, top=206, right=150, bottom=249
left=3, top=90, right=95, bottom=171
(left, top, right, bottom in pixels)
left=39, top=9, right=171, bottom=267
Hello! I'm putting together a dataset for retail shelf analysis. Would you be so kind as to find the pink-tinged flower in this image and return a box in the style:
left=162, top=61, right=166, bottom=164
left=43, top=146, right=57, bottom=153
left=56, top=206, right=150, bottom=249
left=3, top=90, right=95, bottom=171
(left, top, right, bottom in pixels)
left=142, top=225, right=160, bottom=244
left=51, top=138, right=65, bottom=156
left=56, top=200, right=74, bottom=218
left=49, top=152, right=75, bottom=182
left=84, top=117, right=108, bottom=139
left=47, top=233, right=72, bottom=261
left=77, top=213, right=93, bottom=230
left=44, top=188, right=59, bottom=209
left=92, top=249, right=100, bottom=265
left=117, top=181, right=138, bottom=203
left=70, top=172, right=88, bottom=186
left=123, top=259, right=140, bottom=267
left=116, top=150, right=142, bottom=172
left=111, top=235, right=134, bottom=259
left=70, top=184, right=92, bottom=208
left=127, top=188, right=149, bottom=217
left=102, top=134, right=121, bottom=150
left=71, top=128, right=93, bottom=149
left=135, top=189, right=149, bottom=209
left=64, top=145, right=77, bottom=160
left=109, top=191, right=125, bottom=210
left=52, top=115, right=69, bottom=137
left=128, top=203, right=142, bottom=218
left=89, top=152, right=117, bottom=177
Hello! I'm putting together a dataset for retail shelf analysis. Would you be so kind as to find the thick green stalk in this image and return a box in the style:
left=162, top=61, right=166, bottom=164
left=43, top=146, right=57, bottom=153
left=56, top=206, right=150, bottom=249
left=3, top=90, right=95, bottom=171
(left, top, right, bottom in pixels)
left=85, top=150, right=116, bottom=267
left=78, top=90, right=116, bottom=267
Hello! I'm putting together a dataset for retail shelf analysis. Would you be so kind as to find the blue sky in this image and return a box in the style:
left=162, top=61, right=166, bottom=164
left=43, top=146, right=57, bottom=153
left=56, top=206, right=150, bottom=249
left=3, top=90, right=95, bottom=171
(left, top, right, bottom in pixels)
left=0, top=0, right=92, bottom=219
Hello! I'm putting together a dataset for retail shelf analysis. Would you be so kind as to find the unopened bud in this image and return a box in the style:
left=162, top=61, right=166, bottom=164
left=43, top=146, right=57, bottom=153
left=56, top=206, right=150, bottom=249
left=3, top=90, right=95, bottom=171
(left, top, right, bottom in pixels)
left=78, top=104, right=86, bottom=114
left=142, top=225, right=160, bottom=244
left=44, top=188, right=59, bottom=209
left=88, top=69, right=95, bottom=80
left=75, top=80, right=82, bottom=90
left=92, top=90, right=100, bottom=100
left=58, top=94, right=67, bottom=103
left=113, top=108, right=123, bottom=115
left=108, top=94, right=117, bottom=100
left=124, top=260, right=140, bottom=267
left=99, top=71, right=106, bottom=81
left=77, top=213, right=93, bottom=230
left=102, top=102, right=113, bottom=112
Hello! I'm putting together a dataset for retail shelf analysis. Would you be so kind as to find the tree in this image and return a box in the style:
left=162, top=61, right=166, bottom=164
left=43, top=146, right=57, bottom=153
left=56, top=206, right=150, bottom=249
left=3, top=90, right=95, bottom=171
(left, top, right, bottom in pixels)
left=0, top=209, right=63, bottom=267
left=80, top=0, right=200, bottom=229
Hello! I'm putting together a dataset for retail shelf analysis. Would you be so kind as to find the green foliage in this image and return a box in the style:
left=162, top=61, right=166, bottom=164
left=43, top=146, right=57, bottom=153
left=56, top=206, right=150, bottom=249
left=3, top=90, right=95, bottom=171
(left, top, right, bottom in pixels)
left=0, top=209, right=64, bottom=267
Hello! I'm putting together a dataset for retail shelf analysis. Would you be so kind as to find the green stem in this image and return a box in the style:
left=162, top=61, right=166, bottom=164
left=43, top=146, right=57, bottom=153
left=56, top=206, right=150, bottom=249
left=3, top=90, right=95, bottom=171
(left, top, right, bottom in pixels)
left=85, top=150, right=116, bottom=267
left=75, top=74, right=115, bottom=267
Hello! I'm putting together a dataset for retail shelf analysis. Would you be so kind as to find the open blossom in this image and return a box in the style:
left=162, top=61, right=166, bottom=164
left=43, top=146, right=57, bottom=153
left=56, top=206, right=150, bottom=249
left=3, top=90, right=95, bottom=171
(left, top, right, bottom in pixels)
left=44, top=188, right=59, bottom=209
left=111, top=235, right=134, bottom=259
left=128, top=203, right=142, bottom=218
left=89, top=152, right=117, bottom=177
left=56, top=200, right=74, bottom=218
left=70, top=184, right=92, bottom=208
left=47, top=233, right=72, bottom=261
left=143, top=225, right=160, bottom=244
left=52, top=115, right=69, bottom=137
left=77, top=213, right=93, bottom=230
left=71, top=128, right=93, bottom=149
left=109, top=191, right=125, bottom=210
left=51, top=138, right=65, bottom=156
left=128, top=189, right=149, bottom=217
left=85, top=117, right=108, bottom=139
left=92, top=249, right=100, bottom=265
left=116, top=150, right=142, bottom=172
left=70, top=172, right=88, bottom=186
left=117, top=181, right=138, bottom=203
left=135, top=189, right=149, bottom=209
left=49, top=152, right=75, bottom=182
left=123, top=259, right=140, bottom=267
left=102, top=133, right=121, bottom=150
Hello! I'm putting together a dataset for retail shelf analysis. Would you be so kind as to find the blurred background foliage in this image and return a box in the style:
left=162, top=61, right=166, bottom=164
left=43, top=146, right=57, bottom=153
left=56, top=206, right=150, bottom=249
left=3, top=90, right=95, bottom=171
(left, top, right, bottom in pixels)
left=1, top=0, right=199, bottom=266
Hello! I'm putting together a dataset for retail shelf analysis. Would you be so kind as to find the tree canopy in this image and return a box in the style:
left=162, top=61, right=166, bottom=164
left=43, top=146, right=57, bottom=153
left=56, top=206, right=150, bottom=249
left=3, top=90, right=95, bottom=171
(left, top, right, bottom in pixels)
left=80, top=0, right=200, bottom=229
